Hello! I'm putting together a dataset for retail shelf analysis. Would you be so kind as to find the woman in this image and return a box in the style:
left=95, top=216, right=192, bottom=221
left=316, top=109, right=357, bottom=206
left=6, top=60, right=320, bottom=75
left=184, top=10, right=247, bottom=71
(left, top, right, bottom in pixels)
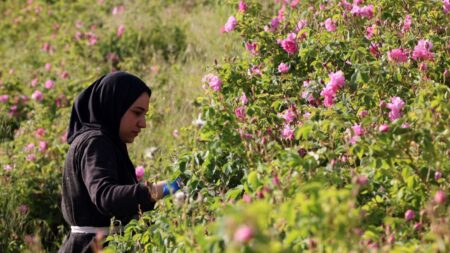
left=59, top=71, right=180, bottom=253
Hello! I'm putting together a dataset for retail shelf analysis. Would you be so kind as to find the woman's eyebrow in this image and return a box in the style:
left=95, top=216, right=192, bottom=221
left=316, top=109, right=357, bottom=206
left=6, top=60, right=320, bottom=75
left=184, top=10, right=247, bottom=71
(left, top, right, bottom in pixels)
left=134, top=106, right=147, bottom=111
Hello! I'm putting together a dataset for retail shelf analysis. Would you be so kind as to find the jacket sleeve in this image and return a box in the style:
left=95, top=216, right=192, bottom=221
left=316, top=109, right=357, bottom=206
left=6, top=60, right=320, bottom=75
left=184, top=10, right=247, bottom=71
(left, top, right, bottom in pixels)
left=80, top=136, right=155, bottom=217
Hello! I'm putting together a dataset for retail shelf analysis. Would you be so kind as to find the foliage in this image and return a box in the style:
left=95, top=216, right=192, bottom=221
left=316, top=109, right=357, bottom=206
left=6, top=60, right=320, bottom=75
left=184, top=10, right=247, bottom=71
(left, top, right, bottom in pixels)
left=107, top=0, right=450, bottom=252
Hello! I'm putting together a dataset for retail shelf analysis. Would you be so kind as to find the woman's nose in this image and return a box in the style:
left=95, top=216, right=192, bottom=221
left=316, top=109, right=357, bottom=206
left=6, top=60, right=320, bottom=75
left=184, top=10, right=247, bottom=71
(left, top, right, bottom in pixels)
left=138, top=118, right=146, bottom=128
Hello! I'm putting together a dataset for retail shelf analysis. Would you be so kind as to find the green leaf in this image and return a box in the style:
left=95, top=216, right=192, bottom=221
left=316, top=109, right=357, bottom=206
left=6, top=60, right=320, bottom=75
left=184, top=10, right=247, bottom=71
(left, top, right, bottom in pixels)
left=247, top=171, right=259, bottom=190
left=225, top=186, right=243, bottom=201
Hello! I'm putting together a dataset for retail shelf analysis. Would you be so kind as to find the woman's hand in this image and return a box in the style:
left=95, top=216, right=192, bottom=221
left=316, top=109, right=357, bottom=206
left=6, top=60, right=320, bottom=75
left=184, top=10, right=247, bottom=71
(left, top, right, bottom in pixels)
left=147, top=178, right=182, bottom=201
left=148, top=181, right=165, bottom=201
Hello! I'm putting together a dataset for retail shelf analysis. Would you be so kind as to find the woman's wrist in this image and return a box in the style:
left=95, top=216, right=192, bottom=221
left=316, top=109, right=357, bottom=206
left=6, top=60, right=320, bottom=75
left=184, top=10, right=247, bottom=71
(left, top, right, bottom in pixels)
left=146, top=178, right=182, bottom=201
left=146, top=181, right=166, bottom=201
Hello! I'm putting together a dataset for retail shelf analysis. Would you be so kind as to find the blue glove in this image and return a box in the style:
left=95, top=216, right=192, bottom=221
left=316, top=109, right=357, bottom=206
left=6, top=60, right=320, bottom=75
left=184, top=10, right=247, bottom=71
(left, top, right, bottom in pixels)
left=162, top=178, right=182, bottom=197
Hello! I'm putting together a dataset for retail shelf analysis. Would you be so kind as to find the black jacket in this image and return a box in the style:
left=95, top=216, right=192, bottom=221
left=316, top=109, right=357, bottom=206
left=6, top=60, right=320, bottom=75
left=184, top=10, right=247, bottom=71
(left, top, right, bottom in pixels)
left=59, top=130, right=155, bottom=253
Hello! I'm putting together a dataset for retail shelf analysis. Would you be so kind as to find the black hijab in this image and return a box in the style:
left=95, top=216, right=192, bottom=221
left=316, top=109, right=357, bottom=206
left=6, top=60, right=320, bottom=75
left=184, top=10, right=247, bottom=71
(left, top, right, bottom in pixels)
left=67, top=71, right=152, bottom=148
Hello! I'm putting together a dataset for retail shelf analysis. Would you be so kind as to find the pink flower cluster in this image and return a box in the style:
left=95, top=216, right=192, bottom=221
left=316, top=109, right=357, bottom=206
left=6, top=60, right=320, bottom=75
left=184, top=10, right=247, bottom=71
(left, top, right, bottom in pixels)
left=386, top=96, right=405, bottom=122
left=352, top=123, right=365, bottom=136
left=365, top=24, right=376, bottom=39
left=202, top=74, right=222, bottom=91
left=320, top=71, right=346, bottom=107
left=266, top=17, right=280, bottom=32
left=387, top=48, right=408, bottom=63
left=295, top=19, right=307, bottom=32
left=346, top=123, right=364, bottom=144
left=351, top=4, right=374, bottom=19
left=238, top=1, right=247, bottom=12
left=281, top=124, right=295, bottom=140
left=112, top=5, right=125, bottom=15
left=75, top=31, right=98, bottom=46
left=245, top=41, right=258, bottom=55
left=412, top=39, right=434, bottom=61
left=401, top=15, right=412, bottom=33
left=234, top=106, right=246, bottom=121
left=223, top=16, right=237, bottom=33
left=324, top=18, right=336, bottom=32
left=280, top=33, right=298, bottom=54
left=280, top=107, right=296, bottom=123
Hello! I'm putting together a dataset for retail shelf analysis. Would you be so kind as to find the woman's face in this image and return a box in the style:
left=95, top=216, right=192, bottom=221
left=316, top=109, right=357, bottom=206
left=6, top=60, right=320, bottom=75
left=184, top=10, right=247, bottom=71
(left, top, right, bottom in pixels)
left=119, top=92, right=150, bottom=143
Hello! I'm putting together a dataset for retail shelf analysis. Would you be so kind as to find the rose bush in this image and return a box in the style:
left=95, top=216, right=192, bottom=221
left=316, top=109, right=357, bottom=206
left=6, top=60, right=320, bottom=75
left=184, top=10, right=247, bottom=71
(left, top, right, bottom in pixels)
left=106, top=0, right=449, bottom=252
left=1, top=0, right=449, bottom=252
left=0, top=0, right=241, bottom=252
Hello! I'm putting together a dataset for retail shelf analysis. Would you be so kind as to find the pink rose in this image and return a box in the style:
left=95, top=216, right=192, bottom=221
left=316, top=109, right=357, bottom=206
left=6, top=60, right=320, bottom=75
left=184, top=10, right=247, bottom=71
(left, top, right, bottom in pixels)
left=369, top=43, right=380, bottom=57
left=351, top=5, right=374, bottom=19
left=245, top=41, right=258, bottom=55
left=85, top=32, right=98, bottom=46
left=4, top=165, right=13, bottom=171
left=26, top=154, right=36, bottom=161
left=281, top=107, right=296, bottom=123
left=320, top=71, right=345, bottom=107
left=280, top=33, right=298, bottom=54
left=386, top=96, right=405, bottom=121
left=434, top=190, right=447, bottom=204
left=388, top=48, right=408, bottom=63
left=31, top=78, right=39, bottom=87
left=0, top=95, right=8, bottom=103
left=233, top=225, right=253, bottom=243
left=413, top=222, right=422, bottom=231
left=295, top=19, right=308, bottom=32
left=443, top=0, right=450, bottom=13
left=117, top=25, right=125, bottom=38
left=356, top=175, right=368, bottom=186
left=25, top=143, right=35, bottom=152
left=202, top=74, right=222, bottom=91
left=39, top=141, right=48, bottom=152
left=268, top=17, right=280, bottom=32
left=324, top=18, right=336, bottom=32
left=32, top=90, right=43, bottom=101
left=35, top=128, right=45, bottom=137
left=401, top=15, right=411, bottom=33
left=234, top=106, right=246, bottom=121
left=135, top=166, right=145, bottom=180
left=365, top=24, right=376, bottom=39
left=60, top=71, right=69, bottom=79
left=358, top=110, right=368, bottom=118
left=281, top=124, right=295, bottom=140
left=61, top=131, right=68, bottom=143
left=278, top=63, right=290, bottom=73
left=378, top=124, right=389, bottom=132
left=352, top=124, right=364, bottom=136
left=112, top=5, right=125, bottom=15
left=42, top=42, right=51, bottom=53
left=223, top=16, right=237, bottom=32
left=240, top=92, right=248, bottom=105
left=45, top=79, right=54, bottom=89
left=435, top=171, right=443, bottom=181
left=412, top=39, right=434, bottom=61
left=238, top=1, right=247, bottom=12
left=404, top=209, right=415, bottom=221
